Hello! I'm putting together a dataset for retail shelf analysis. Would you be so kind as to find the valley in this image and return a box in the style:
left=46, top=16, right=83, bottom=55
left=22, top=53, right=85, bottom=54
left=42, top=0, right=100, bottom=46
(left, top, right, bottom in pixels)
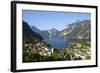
left=23, top=20, right=91, bottom=62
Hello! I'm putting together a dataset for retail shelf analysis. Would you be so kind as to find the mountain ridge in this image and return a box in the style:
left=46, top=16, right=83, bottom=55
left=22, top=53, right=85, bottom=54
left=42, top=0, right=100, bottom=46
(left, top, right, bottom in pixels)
left=23, top=21, right=43, bottom=44
left=29, top=20, right=90, bottom=40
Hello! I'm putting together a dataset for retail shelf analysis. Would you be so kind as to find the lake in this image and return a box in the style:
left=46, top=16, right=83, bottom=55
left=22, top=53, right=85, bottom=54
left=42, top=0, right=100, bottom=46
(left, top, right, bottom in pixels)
left=43, top=38, right=70, bottom=48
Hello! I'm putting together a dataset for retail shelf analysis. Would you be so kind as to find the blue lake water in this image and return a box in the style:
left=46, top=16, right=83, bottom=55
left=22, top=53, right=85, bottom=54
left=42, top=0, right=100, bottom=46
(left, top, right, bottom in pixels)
left=43, top=38, right=70, bottom=48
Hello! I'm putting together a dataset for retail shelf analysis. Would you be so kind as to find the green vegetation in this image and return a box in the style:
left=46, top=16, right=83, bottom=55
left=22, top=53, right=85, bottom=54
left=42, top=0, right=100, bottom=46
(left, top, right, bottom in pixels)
left=23, top=40, right=91, bottom=62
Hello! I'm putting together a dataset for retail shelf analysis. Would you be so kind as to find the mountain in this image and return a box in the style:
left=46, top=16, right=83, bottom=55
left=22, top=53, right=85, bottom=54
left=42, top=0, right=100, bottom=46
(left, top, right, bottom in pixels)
left=24, top=20, right=90, bottom=41
left=59, top=20, right=91, bottom=39
left=41, top=28, right=60, bottom=38
left=41, top=20, right=90, bottom=39
left=23, top=21, right=43, bottom=43
left=31, top=25, right=41, bottom=34
left=30, top=25, right=48, bottom=38
left=48, top=28, right=60, bottom=38
left=30, top=25, right=60, bottom=39
left=41, top=30, right=50, bottom=39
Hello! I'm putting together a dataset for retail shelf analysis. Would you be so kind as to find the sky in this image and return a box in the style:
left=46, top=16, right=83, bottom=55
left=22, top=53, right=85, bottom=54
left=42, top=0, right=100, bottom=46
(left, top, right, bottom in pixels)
left=22, top=10, right=91, bottom=31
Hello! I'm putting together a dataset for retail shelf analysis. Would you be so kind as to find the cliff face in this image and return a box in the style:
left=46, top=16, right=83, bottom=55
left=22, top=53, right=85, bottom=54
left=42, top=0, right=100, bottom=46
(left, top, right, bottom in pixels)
left=40, top=20, right=90, bottom=40
left=59, top=20, right=91, bottom=39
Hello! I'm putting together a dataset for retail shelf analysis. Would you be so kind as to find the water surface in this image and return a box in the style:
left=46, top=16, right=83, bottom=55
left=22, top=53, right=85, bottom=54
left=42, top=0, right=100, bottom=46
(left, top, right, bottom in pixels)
left=43, top=38, right=70, bottom=48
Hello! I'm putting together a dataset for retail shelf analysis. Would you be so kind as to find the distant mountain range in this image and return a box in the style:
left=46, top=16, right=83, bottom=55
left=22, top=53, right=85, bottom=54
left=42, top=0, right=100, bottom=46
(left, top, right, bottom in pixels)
left=59, top=20, right=91, bottom=39
left=41, top=28, right=60, bottom=38
left=23, top=20, right=90, bottom=40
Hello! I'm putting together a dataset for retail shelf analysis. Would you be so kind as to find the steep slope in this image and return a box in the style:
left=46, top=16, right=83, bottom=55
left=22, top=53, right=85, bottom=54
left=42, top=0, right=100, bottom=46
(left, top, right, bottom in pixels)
left=48, top=28, right=60, bottom=38
left=30, top=25, right=48, bottom=39
left=41, top=28, right=60, bottom=38
left=23, top=21, right=43, bottom=43
left=59, top=20, right=91, bottom=39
